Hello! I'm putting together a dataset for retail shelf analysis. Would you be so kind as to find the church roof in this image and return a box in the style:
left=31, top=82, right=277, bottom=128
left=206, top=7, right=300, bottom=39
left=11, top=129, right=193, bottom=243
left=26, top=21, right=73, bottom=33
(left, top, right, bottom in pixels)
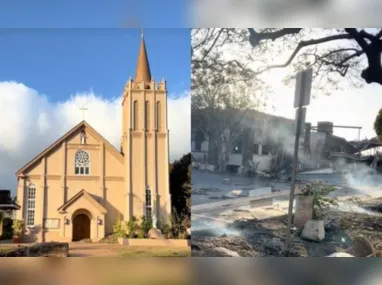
left=16, top=120, right=124, bottom=176
left=57, top=189, right=107, bottom=214
left=135, top=33, right=152, bottom=83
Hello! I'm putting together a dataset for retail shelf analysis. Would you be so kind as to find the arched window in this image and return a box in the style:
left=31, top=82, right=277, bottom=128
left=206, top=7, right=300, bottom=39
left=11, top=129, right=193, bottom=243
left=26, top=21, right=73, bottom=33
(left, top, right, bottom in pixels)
left=26, top=184, right=36, bottom=226
left=133, top=100, right=138, bottom=131
left=75, top=150, right=90, bottom=175
left=145, top=185, right=152, bottom=218
left=145, top=100, right=150, bottom=130
left=156, top=101, right=162, bottom=130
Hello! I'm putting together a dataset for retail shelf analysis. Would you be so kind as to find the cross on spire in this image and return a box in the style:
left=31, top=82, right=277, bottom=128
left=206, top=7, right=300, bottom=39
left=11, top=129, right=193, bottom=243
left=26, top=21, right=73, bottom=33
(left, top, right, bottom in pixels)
left=79, top=106, right=88, bottom=121
left=141, top=28, right=144, bottom=38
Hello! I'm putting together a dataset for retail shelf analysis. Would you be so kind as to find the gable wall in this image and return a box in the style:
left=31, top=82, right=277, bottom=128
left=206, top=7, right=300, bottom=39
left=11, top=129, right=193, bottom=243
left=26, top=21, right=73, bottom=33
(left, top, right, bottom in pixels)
left=17, top=124, right=126, bottom=241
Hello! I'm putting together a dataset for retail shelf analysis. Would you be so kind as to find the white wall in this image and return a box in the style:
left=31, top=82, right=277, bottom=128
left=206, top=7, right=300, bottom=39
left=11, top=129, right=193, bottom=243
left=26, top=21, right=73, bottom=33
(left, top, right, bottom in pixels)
left=191, top=140, right=209, bottom=152
left=253, top=155, right=273, bottom=171
left=228, top=151, right=273, bottom=172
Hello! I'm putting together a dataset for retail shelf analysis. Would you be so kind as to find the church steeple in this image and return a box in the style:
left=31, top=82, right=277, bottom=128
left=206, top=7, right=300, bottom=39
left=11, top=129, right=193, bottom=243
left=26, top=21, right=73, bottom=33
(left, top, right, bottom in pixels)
left=135, top=31, right=152, bottom=83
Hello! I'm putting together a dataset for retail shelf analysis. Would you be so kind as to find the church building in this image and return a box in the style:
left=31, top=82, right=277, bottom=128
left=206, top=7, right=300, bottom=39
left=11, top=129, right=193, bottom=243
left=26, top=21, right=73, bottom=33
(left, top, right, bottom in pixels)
left=15, top=34, right=171, bottom=242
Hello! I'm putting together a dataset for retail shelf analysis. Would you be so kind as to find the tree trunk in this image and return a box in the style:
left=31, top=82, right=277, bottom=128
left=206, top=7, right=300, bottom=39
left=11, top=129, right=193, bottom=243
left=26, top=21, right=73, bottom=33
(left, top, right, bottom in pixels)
left=218, top=134, right=228, bottom=172
left=242, top=127, right=254, bottom=168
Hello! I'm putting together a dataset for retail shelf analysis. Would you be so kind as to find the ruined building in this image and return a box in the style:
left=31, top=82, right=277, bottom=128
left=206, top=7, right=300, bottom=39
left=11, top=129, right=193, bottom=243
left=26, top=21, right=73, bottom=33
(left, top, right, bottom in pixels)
left=192, top=110, right=297, bottom=174
left=192, top=108, right=360, bottom=175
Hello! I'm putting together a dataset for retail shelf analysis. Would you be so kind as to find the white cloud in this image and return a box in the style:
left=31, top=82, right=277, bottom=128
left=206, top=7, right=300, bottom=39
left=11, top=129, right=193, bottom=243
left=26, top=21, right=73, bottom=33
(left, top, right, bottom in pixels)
left=263, top=70, right=382, bottom=141
left=0, top=81, right=190, bottom=193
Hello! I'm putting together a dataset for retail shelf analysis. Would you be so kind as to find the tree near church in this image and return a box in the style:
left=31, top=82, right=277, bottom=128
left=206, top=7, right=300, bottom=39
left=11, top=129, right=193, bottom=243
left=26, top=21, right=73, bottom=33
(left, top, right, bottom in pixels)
left=192, top=29, right=270, bottom=171
left=192, top=70, right=269, bottom=171
left=169, top=153, right=191, bottom=236
left=374, top=108, right=382, bottom=141
left=192, top=28, right=382, bottom=96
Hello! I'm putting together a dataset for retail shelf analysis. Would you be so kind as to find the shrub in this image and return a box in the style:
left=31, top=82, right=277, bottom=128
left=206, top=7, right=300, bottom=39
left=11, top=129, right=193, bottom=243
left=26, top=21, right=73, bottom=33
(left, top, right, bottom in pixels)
left=126, top=216, right=140, bottom=238
left=170, top=153, right=191, bottom=230
left=112, top=216, right=127, bottom=238
left=158, top=217, right=172, bottom=238
left=140, top=216, right=152, bottom=236
left=300, top=182, right=338, bottom=219
left=12, top=219, right=24, bottom=236
left=1, top=218, right=13, bottom=240
left=169, top=211, right=189, bottom=239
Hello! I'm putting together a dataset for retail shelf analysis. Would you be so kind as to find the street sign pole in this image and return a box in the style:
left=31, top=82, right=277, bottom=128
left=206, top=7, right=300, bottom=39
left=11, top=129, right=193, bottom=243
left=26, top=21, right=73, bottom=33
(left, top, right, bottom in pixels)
left=284, top=68, right=312, bottom=256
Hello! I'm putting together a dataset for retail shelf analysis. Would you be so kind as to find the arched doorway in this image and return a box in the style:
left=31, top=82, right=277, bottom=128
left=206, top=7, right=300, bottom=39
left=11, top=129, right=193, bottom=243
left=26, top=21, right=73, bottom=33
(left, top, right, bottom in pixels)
left=72, top=211, right=91, bottom=241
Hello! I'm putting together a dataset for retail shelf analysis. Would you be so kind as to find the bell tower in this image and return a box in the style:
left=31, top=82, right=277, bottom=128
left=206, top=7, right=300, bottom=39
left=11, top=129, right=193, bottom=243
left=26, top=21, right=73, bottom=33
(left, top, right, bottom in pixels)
left=121, top=32, right=171, bottom=223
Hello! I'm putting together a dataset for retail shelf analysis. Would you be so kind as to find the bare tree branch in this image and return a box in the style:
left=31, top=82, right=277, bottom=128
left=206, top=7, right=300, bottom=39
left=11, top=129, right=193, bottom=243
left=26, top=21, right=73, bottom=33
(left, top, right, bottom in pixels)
left=345, top=28, right=369, bottom=51
left=247, top=28, right=302, bottom=46
left=255, top=33, right=354, bottom=73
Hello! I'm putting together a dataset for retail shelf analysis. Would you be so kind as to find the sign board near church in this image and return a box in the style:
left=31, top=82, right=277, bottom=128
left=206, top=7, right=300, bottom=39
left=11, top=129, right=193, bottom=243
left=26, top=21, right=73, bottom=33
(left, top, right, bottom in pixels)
left=294, top=68, right=313, bottom=108
left=44, top=218, right=60, bottom=229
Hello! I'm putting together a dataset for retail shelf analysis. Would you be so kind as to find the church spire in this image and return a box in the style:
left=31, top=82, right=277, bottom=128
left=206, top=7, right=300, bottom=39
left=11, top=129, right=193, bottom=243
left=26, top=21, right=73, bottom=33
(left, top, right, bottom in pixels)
left=135, top=30, right=152, bottom=83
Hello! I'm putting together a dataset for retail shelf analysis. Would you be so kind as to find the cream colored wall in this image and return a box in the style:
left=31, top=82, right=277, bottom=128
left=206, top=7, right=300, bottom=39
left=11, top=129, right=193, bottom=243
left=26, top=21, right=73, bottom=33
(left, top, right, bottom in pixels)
left=155, top=89, right=171, bottom=220
left=46, top=147, right=61, bottom=175
left=121, top=80, right=171, bottom=223
left=18, top=126, right=125, bottom=242
left=103, top=180, right=125, bottom=234
left=104, top=149, right=124, bottom=177
left=67, top=131, right=99, bottom=145
left=60, top=197, right=106, bottom=242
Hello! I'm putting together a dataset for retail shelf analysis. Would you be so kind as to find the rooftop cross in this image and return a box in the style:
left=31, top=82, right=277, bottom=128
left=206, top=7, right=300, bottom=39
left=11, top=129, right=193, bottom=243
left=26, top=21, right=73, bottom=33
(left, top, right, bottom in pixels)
left=79, top=106, right=88, bottom=121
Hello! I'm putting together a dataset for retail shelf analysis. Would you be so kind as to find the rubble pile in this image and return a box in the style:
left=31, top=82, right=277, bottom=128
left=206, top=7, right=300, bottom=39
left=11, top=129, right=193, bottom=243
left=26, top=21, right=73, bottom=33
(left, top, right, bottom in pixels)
left=191, top=198, right=382, bottom=257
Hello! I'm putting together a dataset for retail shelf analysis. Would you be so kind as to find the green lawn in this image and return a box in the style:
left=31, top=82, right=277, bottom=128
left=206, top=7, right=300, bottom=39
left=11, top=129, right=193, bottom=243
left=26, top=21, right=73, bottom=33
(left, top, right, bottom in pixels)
left=116, top=246, right=191, bottom=257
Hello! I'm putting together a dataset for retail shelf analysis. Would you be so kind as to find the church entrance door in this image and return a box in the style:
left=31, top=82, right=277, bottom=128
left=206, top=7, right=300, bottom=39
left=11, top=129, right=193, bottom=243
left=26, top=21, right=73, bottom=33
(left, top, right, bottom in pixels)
left=72, top=213, right=91, bottom=241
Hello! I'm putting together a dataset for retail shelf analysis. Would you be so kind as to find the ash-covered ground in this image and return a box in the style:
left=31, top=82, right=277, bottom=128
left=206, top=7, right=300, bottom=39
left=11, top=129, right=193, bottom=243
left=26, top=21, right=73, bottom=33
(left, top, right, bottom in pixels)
left=191, top=168, right=382, bottom=257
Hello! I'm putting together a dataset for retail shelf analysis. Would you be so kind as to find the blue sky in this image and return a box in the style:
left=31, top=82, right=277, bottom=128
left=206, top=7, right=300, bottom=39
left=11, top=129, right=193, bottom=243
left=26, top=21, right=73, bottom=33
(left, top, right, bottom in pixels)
left=0, top=28, right=190, bottom=101
left=0, top=26, right=191, bottom=191
left=0, top=0, right=189, bottom=28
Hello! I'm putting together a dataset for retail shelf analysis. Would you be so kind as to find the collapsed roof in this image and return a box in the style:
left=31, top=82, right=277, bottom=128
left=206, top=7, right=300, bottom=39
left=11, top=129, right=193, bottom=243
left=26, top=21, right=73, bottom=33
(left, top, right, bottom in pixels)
left=349, top=137, right=382, bottom=152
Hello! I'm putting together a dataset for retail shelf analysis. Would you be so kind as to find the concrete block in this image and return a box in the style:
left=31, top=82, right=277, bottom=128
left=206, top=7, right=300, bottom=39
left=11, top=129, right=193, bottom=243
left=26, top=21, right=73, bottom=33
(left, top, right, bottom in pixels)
left=301, top=219, right=325, bottom=242
left=248, top=187, right=272, bottom=197
left=294, top=194, right=314, bottom=228
left=224, top=190, right=246, bottom=198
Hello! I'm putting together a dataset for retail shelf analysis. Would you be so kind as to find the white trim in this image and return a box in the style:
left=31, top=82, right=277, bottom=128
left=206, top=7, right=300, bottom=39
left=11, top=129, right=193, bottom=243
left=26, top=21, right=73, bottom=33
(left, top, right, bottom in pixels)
left=74, top=149, right=91, bottom=176
left=26, top=184, right=36, bottom=227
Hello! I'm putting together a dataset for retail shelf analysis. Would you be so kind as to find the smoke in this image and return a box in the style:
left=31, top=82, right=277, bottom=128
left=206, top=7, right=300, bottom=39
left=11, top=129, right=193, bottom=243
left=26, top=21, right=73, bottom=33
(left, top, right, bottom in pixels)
left=343, top=163, right=382, bottom=189
left=336, top=201, right=380, bottom=216
left=192, top=213, right=241, bottom=237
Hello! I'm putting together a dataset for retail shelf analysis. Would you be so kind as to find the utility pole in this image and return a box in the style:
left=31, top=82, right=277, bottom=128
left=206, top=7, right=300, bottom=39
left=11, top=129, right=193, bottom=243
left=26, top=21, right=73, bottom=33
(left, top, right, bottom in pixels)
left=284, top=68, right=313, bottom=255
